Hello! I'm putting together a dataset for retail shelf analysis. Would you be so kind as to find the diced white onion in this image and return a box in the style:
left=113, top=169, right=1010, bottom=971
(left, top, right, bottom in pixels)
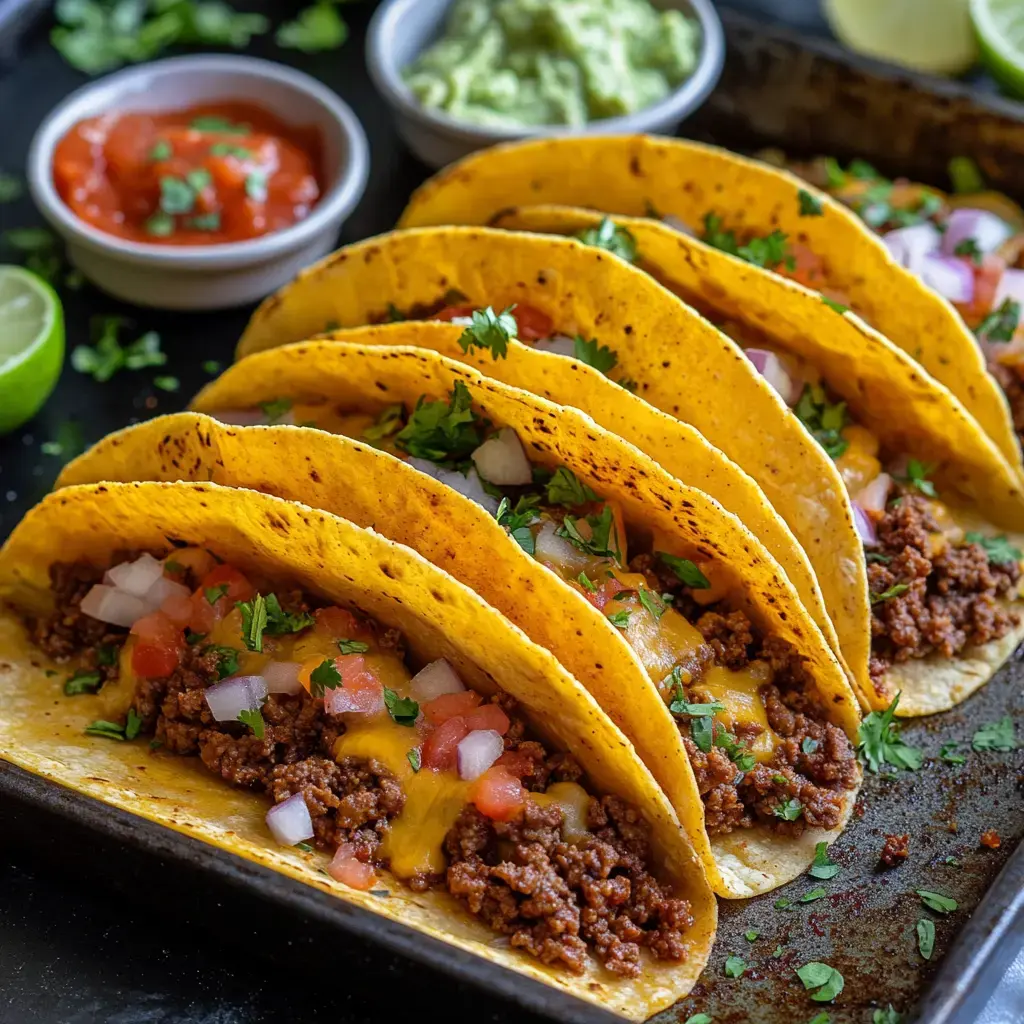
left=883, top=222, right=942, bottom=274
left=941, top=208, right=1013, bottom=258
left=264, top=661, right=303, bottom=695
left=855, top=473, right=892, bottom=515
left=406, top=458, right=500, bottom=515
left=142, top=576, right=191, bottom=613
left=534, top=521, right=588, bottom=572
left=471, top=428, right=533, bottom=485
left=532, top=335, right=576, bottom=357
left=449, top=316, right=473, bottom=327
left=266, top=792, right=314, bottom=846
left=204, top=675, right=268, bottom=722
left=80, top=584, right=149, bottom=628
left=744, top=348, right=798, bottom=406
left=992, top=268, right=1024, bottom=310
left=851, top=502, right=878, bottom=546
left=920, top=253, right=975, bottom=304
left=457, top=729, right=505, bottom=781
left=324, top=682, right=384, bottom=715
left=410, top=659, right=465, bottom=701
left=105, top=553, right=165, bottom=596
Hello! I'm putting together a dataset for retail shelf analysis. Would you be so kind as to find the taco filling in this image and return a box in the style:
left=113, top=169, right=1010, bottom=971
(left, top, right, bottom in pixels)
left=210, top=382, right=859, bottom=840
left=31, top=549, right=694, bottom=977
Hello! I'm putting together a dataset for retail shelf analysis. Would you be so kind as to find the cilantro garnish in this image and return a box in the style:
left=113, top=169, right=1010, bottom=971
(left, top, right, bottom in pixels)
left=796, top=962, right=844, bottom=1003
left=40, top=420, right=86, bottom=463
left=125, top=708, right=142, bottom=740
left=203, top=645, right=240, bottom=680
left=363, top=403, right=405, bottom=443
left=606, top=609, right=631, bottom=629
left=972, top=715, right=1017, bottom=752
left=802, top=736, right=820, bottom=754
left=576, top=217, right=638, bottom=262
left=191, top=116, right=250, bottom=134
left=903, top=459, right=937, bottom=497
left=917, top=918, right=935, bottom=960
left=690, top=716, right=714, bottom=753
left=873, top=1006, right=903, bottom=1024
left=457, top=305, right=517, bottom=360
left=238, top=707, right=265, bottom=738
left=238, top=594, right=269, bottom=652
left=939, top=742, right=965, bottom=765
left=546, top=467, right=598, bottom=507
left=149, top=140, right=172, bottom=162
left=870, top=583, right=911, bottom=605
left=668, top=687, right=725, bottom=718
left=0, top=172, right=23, bottom=203
left=638, top=587, right=666, bottom=620
left=572, top=336, right=619, bottom=375
left=190, top=212, right=221, bottom=232
left=383, top=688, right=419, bottom=726
left=295, top=841, right=314, bottom=852
left=145, top=212, right=174, bottom=237
left=337, top=639, right=369, bottom=655
left=774, top=798, right=804, bottom=821
left=809, top=841, right=840, bottom=879
left=798, top=189, right=824, bottom=216
left=407, top=748, right=421, bottom=772
left=800, top=887, right=827, bottom=903
left=658, top=553, right=710, bottom=589
left=205, top=583, right=229, bottom=605
left=723, top=955, right=746, bottom=978
left=159, top=175, right=195, bottom=215
left=713, top=727, right=755, bottom=771
left=701, top=213, right=795, bottom=271
left=71, top=319, right=166, bottom=383
left=577, top=571, right=597, bottom=592
left=558, top=505, right=620, bottom=560
left=245, top=170, right=268, bottom=201
left=976, top=298, right=1021, bottom=343
left=386, top=303, right=406, bottom=323
left=949, top=156, right=985, bottom=195
left=857, top=693, right=922, bottom=772
left=97, top=644, right=118, bottom=666
left=276, top=1, right=349, bottom=52
left=965, top=532, right=1023, bottom=566
left=309, top=658, right=342, bottom=698
left=807, top=1015, right=830, bottom=1024
left=794, top=383, right=849, bottom=460
left=259, top=397, right=292, bottom=424
left=954, top=238, right=982, bottom=264
left=153, top=375, right=179, bottom=392
left=395, top=381, right=486, bottom=464
left=203, top=360, right=221, bottom=375
left=210, top=142, right=252, bottom=159
left=495, top=495, right=541, bottom=555
left=744, top=929, right=759, bottom=942
left=865, top=552, right=892, bottom=564
left=85, top=709, right=141, bottom=741
left=820, top=296, right=849, bottom=314
left=64, top=669, right=103, bottom=696
left=917, top=889, right=957, bottom=913
left=683, top=1016, right=711, bottom=1024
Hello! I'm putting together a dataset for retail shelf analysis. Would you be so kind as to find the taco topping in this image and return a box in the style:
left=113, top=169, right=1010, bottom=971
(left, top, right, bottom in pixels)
left=31, top=551, right=693, bottom=978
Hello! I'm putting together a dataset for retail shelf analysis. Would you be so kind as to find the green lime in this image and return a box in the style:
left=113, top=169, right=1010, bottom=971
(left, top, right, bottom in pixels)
left=825, top=0, right=977, bottom=75
left=972, top=0, right=1024, bottom=97
left=0, top=265, right=65, bottom=434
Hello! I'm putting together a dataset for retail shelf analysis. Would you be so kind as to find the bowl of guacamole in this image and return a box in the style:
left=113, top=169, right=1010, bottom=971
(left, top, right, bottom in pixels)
left=367, top=0, right=724, bottom=168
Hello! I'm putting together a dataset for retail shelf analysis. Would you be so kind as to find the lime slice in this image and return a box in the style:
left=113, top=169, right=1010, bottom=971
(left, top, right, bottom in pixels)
left=825, top=0, right=977, bottom=75
left=0, top=265, right=65, bottom=435
left=972, top=0, right=1024, bottom=97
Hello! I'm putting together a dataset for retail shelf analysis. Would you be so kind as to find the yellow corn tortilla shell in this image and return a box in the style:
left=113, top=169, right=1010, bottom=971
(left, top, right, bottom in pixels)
left=0, top=481, right=715, bottom=1020
left=236, top=226, right=868, bottom=710
left=397, top=135, right=1021, bottom=473
left=489, top=205, right=1024, bottom=714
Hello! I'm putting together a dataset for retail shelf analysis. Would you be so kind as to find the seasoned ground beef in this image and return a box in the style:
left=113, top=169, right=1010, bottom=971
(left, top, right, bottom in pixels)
left=445, top=796, right=692, bottom=977
left=879, top=833, right=910, bottom=867
left=990, top=363, right=1024, bottom=446
left=868, top=494, right=1021, bottom=688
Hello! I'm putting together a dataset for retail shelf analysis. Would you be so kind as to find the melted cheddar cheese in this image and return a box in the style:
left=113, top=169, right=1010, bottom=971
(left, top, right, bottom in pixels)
left=700, top=663, right=778, bottom=761
left=531, top=782, right=592, bottom=844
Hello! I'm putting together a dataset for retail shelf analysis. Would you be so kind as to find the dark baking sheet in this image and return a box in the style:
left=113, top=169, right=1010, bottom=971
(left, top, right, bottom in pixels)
left=1, top=6, right=1023, bottom=1024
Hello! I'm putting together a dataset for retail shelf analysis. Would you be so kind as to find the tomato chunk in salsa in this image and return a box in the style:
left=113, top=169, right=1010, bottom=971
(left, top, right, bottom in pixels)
left=52, top=103, right=321, bottom=245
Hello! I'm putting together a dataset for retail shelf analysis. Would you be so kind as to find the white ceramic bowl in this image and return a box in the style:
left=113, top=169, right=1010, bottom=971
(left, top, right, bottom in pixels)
left=27, top=55, right=369, bottom=310
left=366, top=0, right=725, bottom=169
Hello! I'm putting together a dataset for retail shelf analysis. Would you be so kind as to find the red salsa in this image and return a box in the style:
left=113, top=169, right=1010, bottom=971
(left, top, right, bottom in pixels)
left=52, top=102, right=321, bottom=245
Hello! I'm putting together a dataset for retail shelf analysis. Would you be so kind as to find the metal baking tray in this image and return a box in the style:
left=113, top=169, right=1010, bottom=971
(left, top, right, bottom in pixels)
left=1, top=6, right=1022, bottom=1023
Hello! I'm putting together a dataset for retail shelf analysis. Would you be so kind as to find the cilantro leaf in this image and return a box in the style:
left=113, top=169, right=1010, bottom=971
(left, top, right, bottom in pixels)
left=774, top=798, right=803, bottom=821
left=606, top=609, right=631, bottom=629
left=798, top=189, right=824, bottom=216
left=383, top=688, right=419, bottom=726
left=259, top=397, right=293, bottom=424
left=917, top=889, right=957, bottom=914
left=395, top=381, right=486, bottom=464
left=809, top=841, right=840, bottom=879
left=965, top=532, right=1023, bottom=566
left=796, top=962, right=844, bottom=1003
left=276, top=1, right=349, bottom=52
left=495, top=495, right=541, bottom=555
left=72, top=319, right=165, bottom=383
left=903, top=459, right=937, bottom=497
left=203, top=645, right=239, bottom=680
left=821, top=296, right=849, bottom=314
left=723, top=955, right=746, bottom=978
left=337, top=639, right=369, bottom=655
left=949, top=156, right=985, bottom=195
left=638, top=587, right=666, bottom=620
left=976, top=298, right=1020, bottom=343
left=407, top=747, right=421, bottom=772
left=684, top=1016, right=712, bottom=1024
left=658, top=553, right=710, bottom=589
left=458, top=306, right=517, bottom=359
left=870, top=583, right=911, bottom=605
left=802, top=736, right=820, bottom=754
left=40, top=420, right=86, bottom=464
left=873, top=1007, right=903, bottom=1024
left=205, top=583, right=229, bottom=605
left=238, top=594, right=269, bottom=652
left=363, top=403, right=406, bottom=443
left=972, top=715, right=1017, bottom=752
left=238, top=707, right=265, bottom=739
left=744, top=929, right=759, bottom=942
left=794, top=383, right=849, bottom=460
left=64, top=669, right=103, bottom=696
left=309, top=658, right=342, bottom=698
left=203, top=360, right=221, bottom=374
left=558, top=505, right=620, bottom=560
left=0, top=172, right=23, bottom=203
left=954, top=238, right=982, bottom=264
left=85, top=719, right=127, bottom=741
left=939, top=741, right=965, bottom=765
left=669, top=697, right=725, bottom=718
left=857, top=693, right=922, bottom=772
left=573, top=335, right=619, bottom=374
left=576, top=217, right=638, bottom=262
left=263, top=593, right=314, bottom=636
left=153, top=375, right=179, bottom=393
left=546, top=467, right=598, bottom=507
left=917, top=918, right=935, bottom=960
left=690, top=716, right=714, bottom=753
left=800, top=887, right=827, bottom=903
left=577, top=571, right=597, bottom=592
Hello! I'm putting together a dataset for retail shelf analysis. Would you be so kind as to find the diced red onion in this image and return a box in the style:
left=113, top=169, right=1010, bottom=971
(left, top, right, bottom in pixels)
left=941, top=208, right=1013, bottom=258
left=661, top=214, right=693, bottom=236
left=855, top=473, right=892, bottom=515
left=993, top=268, right=1024, bottom=309
left=744, top=348, right=798, bottom=406
left=105, top=553, right=165, bottom=596
left=457, top=729, right=505, bottom=781
left=204, top=675, right=268, bottom=722
left=264, top=661, right=303, bottom=695
left=532, top=335, right=576, bottom=357
left=406, top=458, right=499, bottom=515
left=324, top=681, right=384, bottom=715
left=80, top=584, right=149, bottom=628
left=851, top=502, right=878, bottom=546
left=920, top=254, right=975, bottom=304
left=266, top=792, right=314, bottom=846
left=534, top=521, right=588, bottom=571
left=142, top=576, right=191, bottom=612
left=471, top=428, right=533, bottom=485
left=410, top=659, right=465, bottom=701
left=883, top=222, right=942, bottom=274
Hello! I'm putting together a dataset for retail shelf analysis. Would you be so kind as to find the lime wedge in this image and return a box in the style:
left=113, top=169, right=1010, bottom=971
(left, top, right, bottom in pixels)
left=972, top=0, right=1024, bottom=97
left=825, top=0, right=977, bottom=74
left=0, top=265, right=65, bottom=434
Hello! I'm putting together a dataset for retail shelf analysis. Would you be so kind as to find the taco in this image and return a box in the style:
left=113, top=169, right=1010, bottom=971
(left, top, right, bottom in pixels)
left=236, top=226, right=868, bottom=700
left=481, top=205, right=1024, bottom=715
left=396, top=134, right=1021, bottom=473
left=61, top=344, right=864, bottom=897
left=0, top=480, right=716, bottom=1019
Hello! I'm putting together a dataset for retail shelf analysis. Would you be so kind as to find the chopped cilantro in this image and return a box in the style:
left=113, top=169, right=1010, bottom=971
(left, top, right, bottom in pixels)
left=145, top=212, right=174, bottom=237
left=903, top=459, right=937, bottom=497
left=774, top=798, right=804, bottom=822
left=802, top=736, right=820, bottom=755
left=209, top=142, right=252, bottom=159
left=798, top=189, right=824, bottom=216
left=744, top=929, right=759, bottom=942
left=407, top=747, right=421, bottom=772
left=796, top=962, right=844, bottom=1003
left=723, top=955, right=746, bottom=978
left=203, top=360, right=221, bottom=375
left=794, top=383, right=849, bottom=460
left=683, top=1016, right=712, bottom=1024
left=873, top=1005, right=903, bottom=1024
left=965, top=532, right=1023, bottom=566
left=495, top=495, right=541, bottom=555
left=976, top=298, right=1021, bottom=343
left=238, top=708, right=265, bottom=739
left=259, top=397, right=292, bottom=424
left=954, top=238, right=982, bottom=264
left=772, top=944, right=786, bottom=958
left=190, top=212, right=221, bottom=232
left=203, top=645, right=240, bottom=680
left=658, top=553, right=710, bottom=589
left=572, top=335, right=619, bottom=375
left=577, top=571, right=597, bottom=592
left=809, top=841, right=840, bottom=879
left=820, top=296, right=849, bottom=314
left=337, top=639, right=369, bottom=655
left=669, top=697, right=725, bottom=718
left=40, top=420, right=85, bottom=463
left=939, top=742, right=966, bottom=765
left=383, top=688, right=419, bottom=726
left=972, top=715, right=1017, bottom=752
left=238, top=594, right=269, bottom=652
left=458, top=305, right=517, bottom=359
left=309, top=658, right=342, bottom=698
left=713, top=727, right=755, bottom=772
left=870, top=583, right=911, bottom=605
left=159, top=175, right=195, bottom=215
left=85, top=719, right=126, bottom=741
left=245, top=170, right=268, bottom=201
left=606, top=609, right=631, bottom=629
left=576, top=217, right=638, bottom=262
left=97, top=644, right=118, bottom=666
left=149, top=738, right=163, bottom=751
left=546, top=466, right=598, bottom=507
left=124, top=708, right=142, bottom=741
left=917, top=918, right=935, bottom=960
left=858, top=693, right=922, bottom=772
left=260, top=594, right=314, bottom=636
left=64, top=669, right=103, bottom=696
left=205, top=583, right=229, bottom=605
left=149, top=140, right=172, bottom=162
left=690, top=716, right=714, bottom=753
left=949, top=156, right=985, bottom=195
left=185, top=168, right=211, bottom=192
left=638, top=587, right=666, bottom=620
left=917, top=889, right=957, bottom=913
left=295, top=841, right=314, bottom=852
left=0, top=171, right=23, bottom=203
left=865, top=552, right=892, bottom=564
left=72, top=319, right=166, bottom=383
left=191, top=116, right=250, bottom=134
left=800, top=887, right=827, bottom=903
left=276, top=1, right=349, bottom=52
left=775, top=895, right=794, bottom=910
left=807, top=1015, right=831, bottom=1024
left=701, top=213, right=795, bottom=271
left=153, top=375, right=179, bottom=393
left=395, top=381, right=486, bottom=465
left=385, top=303, right=406, bottom=322
left=558, top=505, right=620, bottom=560
left=363, top=403, right=406, bottom=443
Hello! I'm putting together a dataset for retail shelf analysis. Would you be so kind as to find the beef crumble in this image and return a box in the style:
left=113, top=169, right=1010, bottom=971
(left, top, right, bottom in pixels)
left=990, top=363, right=1024, bottom=449
left=880, top=833, right=910, bottom=867
left=868, top=494, right=1021, bottom=688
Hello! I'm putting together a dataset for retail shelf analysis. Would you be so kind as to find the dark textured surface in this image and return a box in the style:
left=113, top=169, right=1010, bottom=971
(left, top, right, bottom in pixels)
left=1, top=4, right=1023, bottom=1024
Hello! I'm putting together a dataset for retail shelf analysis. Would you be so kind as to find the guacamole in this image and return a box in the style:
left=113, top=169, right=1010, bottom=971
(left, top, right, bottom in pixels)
left=403, top=0, right=701, bottom=127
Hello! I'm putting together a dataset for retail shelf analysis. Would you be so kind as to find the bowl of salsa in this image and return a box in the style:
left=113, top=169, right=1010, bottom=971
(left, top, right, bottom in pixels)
left=366, top=0, right=725, bottom=169
left=28, top=55, right=369, bottom=310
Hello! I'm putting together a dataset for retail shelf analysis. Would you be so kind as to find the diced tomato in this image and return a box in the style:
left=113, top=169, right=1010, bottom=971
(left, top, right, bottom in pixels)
left=433, top=304, right=475, bottom=322
left=199, top=564, right=254, bottom=607
left=963, top=253, right=1006, bottom=324
left=464, top=702, right=510, bottom=735
left=163, top=547, right=217, bottom=581
left=187, top=589, right=216, bottom=634
left=512, top=304, right=554, bottom=341
left=423, top=690, right=482, bottom=724
left=420, top=716, right=470, bottom=771
left=130, top=611, right=183, bottom=678
left=495, top=749, right=537, bottom=778
left=471, top=766, right=526, bottom=821
left=327, top=843, right=376, bottom=890
left=579, top=576, right=627, bottom=612
left=161, top=591, right=194, bottom=629
left=314, top=606, right=364, bottom=640
left=781, top=243, right=828, bottom=290
left=325, top=656, right=384, bottom=714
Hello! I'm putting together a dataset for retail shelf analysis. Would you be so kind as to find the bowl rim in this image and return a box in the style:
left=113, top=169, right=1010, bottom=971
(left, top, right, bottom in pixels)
left=365, top=0, right=725, bottom=142
left=27, top=54, right=370, bottom=271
